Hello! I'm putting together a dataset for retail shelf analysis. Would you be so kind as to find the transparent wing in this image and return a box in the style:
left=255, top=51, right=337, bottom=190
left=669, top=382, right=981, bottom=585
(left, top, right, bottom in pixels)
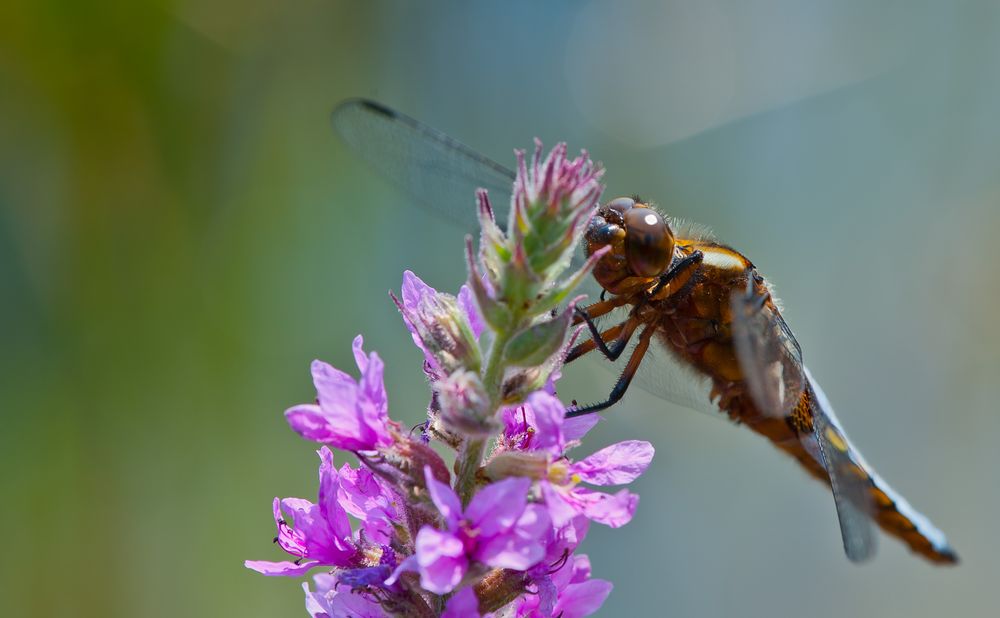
left=729, top=288, right=877, bottom=562
left=332, top=97, right=597, bottom=295
left=332, top=98, right=516, bottom=229
left=805, top=369, right=878, bottom=563
left=577, top=304, right=723, bottom=418
left=730, top=286, right=806, bottom=419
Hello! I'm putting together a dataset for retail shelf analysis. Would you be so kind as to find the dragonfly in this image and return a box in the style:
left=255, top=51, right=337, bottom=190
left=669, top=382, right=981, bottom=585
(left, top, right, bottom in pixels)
left=331, top=98, right=958, bottom=565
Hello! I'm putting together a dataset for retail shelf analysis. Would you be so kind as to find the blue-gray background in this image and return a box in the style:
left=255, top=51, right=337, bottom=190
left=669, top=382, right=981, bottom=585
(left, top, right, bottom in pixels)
left=2, top=1, right=998, bottom=616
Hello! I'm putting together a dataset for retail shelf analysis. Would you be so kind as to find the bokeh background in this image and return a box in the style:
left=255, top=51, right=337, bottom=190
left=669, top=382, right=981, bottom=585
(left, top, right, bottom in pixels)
left=2, top=1, right=999, bottom=616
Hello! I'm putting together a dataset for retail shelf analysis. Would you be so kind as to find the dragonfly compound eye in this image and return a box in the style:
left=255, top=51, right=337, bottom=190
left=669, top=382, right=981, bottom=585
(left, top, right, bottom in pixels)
left=624, top=207, right=674, bottom=278
left=605, top=196, right=636, bottom=220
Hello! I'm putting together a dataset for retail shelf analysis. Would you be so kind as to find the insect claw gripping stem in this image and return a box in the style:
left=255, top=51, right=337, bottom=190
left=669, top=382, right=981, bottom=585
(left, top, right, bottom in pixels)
left=571, top=307, right=641, bottom=363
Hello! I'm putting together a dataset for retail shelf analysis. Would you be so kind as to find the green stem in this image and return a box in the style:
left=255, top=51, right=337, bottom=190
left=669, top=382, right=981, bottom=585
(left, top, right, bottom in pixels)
left=454, top=330, right=511, bottom=505
left=454, top=437, right=486, bottom=507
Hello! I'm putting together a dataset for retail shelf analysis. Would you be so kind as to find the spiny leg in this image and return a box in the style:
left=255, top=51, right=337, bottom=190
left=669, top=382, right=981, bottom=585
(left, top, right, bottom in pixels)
left=567, top=313, right=642, bottom=363
left=566, top=324, right=656, bottom=417
left=572, top=295, right=630, bottom=326
left=566, top=322, right=625, bottom=364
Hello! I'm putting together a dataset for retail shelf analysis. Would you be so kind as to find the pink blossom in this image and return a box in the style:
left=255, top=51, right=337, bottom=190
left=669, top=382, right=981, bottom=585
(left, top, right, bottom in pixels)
left=499, top=391, right=599, bottom=453
left=515, top=554, right=612, bottom=618
left=284, top=336, right=393, bottom=452
left=505, top=391, right=654, bottom=528
left=303, top=572, right=386, bottom=618
left=387, top=467, right=550, bottom=594
left=245, top=448, right=358, bottom=576
left=334, top=462, right=399, bottom=545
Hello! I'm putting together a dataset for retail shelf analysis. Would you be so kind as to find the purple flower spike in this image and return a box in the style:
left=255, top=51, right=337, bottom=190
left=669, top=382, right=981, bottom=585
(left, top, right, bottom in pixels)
left=284, top=336, right=394, bottom=452
left=387, top=467, right=550, bottom=594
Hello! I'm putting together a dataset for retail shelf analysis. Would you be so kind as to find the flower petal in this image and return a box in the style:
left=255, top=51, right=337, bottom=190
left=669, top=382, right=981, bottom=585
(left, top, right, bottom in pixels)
left=284, top=405, right=338, bottom=443
left=562, top=414, right=601, bottom=443
left=401, top=270, right=437, bottom=312
left=245, top=559, right=319, bottom=577
left=553, top=579, right=613, bottom=618
left=465, top=476, right=531, bottom=536
left=351, top=334, right=369, bottom=372
left=525, top=391, right=566, bottom=454
left=311, top=359, right=357, bottom=410
left=576, top=488, right=639, bottom=528
left=316, top=448, right=353, bottom=544
left=572, top=440, right=654, bottom=486
left=541, top=481, right=581, bottom=528
left=457, top=284, right=485, bottom=340
left=424, top=466, right=463, bottom=528
left=414, top=527, right=467, bottom=594
left=442, top=586, right=480, bottom=618
left=474, top=504, right=549, bottom=570
left=280, top=497, right=355, bottom=565
left=358, top=347, right=388, bottom=420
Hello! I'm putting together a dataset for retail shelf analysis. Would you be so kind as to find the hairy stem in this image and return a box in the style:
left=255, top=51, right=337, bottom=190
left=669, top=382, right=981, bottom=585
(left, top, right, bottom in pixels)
left=454, top=329, right=511, bottom=505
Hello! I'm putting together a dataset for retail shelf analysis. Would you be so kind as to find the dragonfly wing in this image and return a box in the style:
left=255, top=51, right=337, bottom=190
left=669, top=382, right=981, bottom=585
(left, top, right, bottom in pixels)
left=805, top=369, right=878, bottom=562
left=730, top=289, right=875, bottom=561
left=730, top=287, right=806, bottom=419
left=332, top=99, right=516, bottom=230
left=573, top=304, right=723, bottom=417
left=332, top=98, right=599, bottom=296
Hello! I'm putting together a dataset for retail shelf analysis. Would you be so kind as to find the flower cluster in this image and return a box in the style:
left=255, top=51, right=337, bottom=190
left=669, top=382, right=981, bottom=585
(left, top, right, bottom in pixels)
left=246, top=142, right=654, bottom=616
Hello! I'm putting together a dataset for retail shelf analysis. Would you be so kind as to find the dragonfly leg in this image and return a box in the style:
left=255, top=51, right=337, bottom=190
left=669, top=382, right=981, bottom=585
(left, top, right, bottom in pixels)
left=566, top=324, right=656, bottom=417
left=572, top=295, right=630, bottom=326
left=565, top=322, right=623, bottom=363
left=567, top=312, right=642, bottom=363
left=650, top=250, right=704, bottom=299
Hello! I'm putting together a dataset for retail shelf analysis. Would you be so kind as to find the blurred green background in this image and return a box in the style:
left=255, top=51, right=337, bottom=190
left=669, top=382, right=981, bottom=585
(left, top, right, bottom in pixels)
left=2, top=1, right=999, bottom=616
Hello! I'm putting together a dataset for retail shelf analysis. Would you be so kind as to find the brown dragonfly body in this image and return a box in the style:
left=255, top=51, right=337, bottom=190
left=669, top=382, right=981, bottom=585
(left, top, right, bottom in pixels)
left=567, top=197, right=957, bottom=564
left=331, top=98, right=958, bottom=565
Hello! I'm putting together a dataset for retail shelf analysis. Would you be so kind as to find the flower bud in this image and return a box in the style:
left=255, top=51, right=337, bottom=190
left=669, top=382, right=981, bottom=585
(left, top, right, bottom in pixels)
left=468, top=141, right=604, bottom=326
left=484, top=450, right=549, bottom=481
left=369, top=434, right=451, bottom=501
left=392, top=271, right=482, bottom=376
left=507, top=141, right=603, bottom=289
left=503, top=301, right=578, bottom=368
left=435, top=369, right=498, bottom=438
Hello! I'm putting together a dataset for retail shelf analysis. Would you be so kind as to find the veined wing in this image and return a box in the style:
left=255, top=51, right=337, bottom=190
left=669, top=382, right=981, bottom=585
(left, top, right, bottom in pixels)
left=730, top=287, right=957, bottom=563
left=805, top=370, right=877, bottom=562
left=332, top=98, right=598, bottom=294
left=332, top=99, right=516, bottom=232
left=729, top=286, right=877, bottom=561
left=730, top=281, right=806, bottom=419
left=804, top=368, right=957, bottom=564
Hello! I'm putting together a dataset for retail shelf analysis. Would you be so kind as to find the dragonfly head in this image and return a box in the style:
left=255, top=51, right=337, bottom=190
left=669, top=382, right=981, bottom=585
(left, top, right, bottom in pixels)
left=585, top=196, right=676, bottom=294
